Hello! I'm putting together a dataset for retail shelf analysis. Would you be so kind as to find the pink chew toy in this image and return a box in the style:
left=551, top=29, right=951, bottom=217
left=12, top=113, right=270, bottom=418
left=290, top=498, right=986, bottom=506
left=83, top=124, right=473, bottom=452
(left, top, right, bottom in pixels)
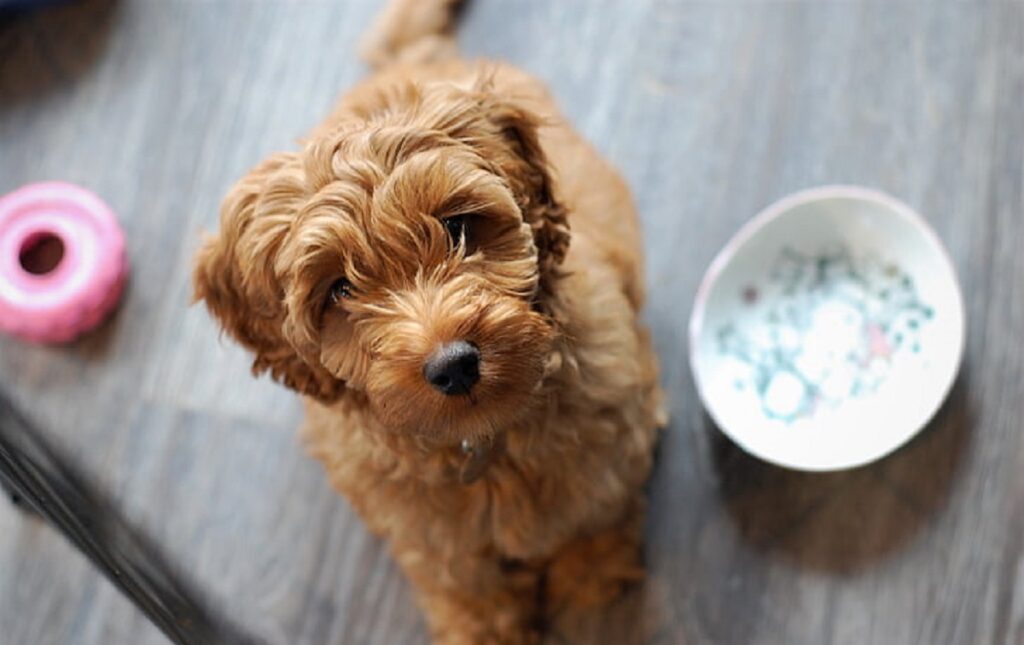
left=0, top=182, right=127, bottom=343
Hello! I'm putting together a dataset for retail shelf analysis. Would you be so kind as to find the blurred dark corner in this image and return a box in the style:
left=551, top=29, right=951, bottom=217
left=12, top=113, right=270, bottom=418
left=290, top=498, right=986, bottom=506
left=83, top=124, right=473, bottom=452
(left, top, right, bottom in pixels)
left=0, top=0, right=119, bottom=106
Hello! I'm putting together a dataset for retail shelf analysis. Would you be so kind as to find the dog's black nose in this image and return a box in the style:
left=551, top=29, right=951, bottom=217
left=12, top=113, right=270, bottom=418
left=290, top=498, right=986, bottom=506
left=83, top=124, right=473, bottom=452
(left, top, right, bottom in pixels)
left=424, top=341, right=480, bottom=396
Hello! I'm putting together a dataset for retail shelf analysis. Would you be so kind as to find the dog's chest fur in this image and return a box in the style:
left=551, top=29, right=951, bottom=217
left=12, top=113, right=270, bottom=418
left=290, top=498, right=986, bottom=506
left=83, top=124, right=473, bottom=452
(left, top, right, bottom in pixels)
left=302, top=259, right=661, bottom=562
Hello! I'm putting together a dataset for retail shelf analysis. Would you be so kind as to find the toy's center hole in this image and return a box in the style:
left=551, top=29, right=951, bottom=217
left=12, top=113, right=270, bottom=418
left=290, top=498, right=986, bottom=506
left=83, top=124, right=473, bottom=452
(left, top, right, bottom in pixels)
left=19, top=232, right=65, bottom=275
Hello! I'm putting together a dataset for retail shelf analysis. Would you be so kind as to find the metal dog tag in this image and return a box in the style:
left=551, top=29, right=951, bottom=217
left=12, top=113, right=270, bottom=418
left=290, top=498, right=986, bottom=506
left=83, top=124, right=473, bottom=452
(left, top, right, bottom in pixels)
left=459, top=439, right=493, bottom=485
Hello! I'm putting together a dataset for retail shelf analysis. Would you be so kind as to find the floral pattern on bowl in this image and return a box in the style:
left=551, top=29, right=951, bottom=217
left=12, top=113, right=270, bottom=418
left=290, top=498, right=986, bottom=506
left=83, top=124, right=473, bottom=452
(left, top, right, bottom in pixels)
left=717, top=245, right=934, bottom=424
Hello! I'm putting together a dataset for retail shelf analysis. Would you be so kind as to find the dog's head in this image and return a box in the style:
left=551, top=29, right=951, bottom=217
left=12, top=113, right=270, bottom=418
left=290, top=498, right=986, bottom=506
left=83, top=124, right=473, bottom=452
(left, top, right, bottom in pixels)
left=193, top=78, right=569, bottom=442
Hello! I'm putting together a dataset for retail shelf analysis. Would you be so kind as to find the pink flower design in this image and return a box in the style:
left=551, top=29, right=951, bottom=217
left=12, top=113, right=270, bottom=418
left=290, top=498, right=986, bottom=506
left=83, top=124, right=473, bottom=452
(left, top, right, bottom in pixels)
left=866, top=324, right=892, bottom=360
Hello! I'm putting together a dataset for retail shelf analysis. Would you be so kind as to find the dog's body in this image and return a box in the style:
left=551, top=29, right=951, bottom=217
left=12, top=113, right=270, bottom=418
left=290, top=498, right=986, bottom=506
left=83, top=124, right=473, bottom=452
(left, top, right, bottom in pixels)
left=195, top=3, right=664, bottom=642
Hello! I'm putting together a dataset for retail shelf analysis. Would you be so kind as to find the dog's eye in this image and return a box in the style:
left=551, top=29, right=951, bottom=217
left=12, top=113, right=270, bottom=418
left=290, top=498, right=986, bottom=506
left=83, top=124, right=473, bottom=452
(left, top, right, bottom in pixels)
left=327, top=278, right=353, bottom=305
left=443, top=215, right=469, bottom=248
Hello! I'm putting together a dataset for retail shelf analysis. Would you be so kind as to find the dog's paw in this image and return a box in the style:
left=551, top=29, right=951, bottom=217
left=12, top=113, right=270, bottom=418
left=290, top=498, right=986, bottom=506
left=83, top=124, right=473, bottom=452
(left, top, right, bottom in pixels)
left=422, top=584, right=543, bottom=645
left=544, top=524, right=644, bottom=614
left=432, top=619, right=541, bottom=645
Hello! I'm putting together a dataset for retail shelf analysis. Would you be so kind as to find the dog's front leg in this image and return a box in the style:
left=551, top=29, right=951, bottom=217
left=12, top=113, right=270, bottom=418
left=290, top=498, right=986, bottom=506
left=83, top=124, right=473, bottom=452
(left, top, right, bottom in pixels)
left=392, top=540, right=543, bottom=645
left=542, top=499, right=647, bottom=617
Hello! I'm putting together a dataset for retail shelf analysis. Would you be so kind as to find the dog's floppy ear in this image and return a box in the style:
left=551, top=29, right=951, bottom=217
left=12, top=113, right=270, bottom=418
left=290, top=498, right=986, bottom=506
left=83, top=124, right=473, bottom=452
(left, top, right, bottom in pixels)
left=193, top=153, right=344, bottom=402
left=432, top=77, right=570, bottom=295
left=479, top=91, right=570, bottom=295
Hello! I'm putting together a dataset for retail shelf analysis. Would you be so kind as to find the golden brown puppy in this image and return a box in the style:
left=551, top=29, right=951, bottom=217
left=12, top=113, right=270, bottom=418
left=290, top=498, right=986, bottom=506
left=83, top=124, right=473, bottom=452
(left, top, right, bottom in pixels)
left=194, top=1, right=665, bottom=642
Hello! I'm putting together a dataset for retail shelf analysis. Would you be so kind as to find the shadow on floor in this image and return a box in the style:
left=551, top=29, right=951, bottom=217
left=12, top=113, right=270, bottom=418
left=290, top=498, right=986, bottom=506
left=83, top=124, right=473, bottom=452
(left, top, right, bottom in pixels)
left=708, top=368, right=974, bottom=574
left=0, top=0, right=119, bottom=108
left=66, top=272, right=128, bottom=359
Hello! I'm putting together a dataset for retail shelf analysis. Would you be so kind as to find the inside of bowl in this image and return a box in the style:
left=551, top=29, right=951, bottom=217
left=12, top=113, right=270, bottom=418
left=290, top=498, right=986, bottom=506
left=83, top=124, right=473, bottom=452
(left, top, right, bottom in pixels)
left=693, top=192, right=964, bottom=470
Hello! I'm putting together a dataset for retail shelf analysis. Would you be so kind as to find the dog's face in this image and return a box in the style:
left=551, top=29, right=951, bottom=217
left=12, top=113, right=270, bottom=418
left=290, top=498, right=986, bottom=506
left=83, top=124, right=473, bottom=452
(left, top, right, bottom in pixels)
left=194, top=80, right=569, bottom=442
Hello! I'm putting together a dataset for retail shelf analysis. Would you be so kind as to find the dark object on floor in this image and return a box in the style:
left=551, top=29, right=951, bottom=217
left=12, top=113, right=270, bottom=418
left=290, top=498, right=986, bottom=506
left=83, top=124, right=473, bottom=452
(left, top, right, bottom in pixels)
left=0, top=390, right=261, bottom=645
left=0, top=0, right=75, bottom=17
left=0, top=0, right=74, bottom=8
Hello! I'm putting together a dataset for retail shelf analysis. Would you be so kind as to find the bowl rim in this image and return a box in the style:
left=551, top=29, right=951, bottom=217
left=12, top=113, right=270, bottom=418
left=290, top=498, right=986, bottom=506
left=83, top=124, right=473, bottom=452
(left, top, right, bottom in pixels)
left=688, top=184, right=967, bottom=471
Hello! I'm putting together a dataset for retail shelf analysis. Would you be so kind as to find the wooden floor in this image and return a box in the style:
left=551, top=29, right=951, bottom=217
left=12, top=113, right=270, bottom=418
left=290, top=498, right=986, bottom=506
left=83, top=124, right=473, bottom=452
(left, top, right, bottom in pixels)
left=1, top=1, right=1023, bottom=643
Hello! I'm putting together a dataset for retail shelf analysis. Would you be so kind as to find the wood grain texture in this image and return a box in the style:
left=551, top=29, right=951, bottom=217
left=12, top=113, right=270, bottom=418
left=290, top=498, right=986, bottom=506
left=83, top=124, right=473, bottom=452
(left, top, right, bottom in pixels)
left=1, top=1, right=1022, bottom=643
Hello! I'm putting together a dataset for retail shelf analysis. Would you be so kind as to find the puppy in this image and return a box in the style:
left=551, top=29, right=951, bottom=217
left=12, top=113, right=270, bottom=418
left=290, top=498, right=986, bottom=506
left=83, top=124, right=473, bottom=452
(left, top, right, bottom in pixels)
left=194, top=1, right=665, bottom=642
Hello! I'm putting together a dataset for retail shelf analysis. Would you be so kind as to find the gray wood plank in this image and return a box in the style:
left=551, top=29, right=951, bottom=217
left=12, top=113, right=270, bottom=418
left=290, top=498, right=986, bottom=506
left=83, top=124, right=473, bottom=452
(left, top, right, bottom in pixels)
left=1, top=1, right=1023, bottom=644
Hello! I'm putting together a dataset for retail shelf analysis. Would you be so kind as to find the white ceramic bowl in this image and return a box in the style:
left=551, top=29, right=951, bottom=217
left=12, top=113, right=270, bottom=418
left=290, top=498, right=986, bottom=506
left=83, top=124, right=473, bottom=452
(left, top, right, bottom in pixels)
left=689, top=186, right=965, bottom=471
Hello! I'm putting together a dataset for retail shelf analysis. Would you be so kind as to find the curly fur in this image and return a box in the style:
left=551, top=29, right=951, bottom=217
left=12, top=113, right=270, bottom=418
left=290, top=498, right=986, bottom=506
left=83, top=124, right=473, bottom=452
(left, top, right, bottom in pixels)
left=194, top=2, right=665, bottom=642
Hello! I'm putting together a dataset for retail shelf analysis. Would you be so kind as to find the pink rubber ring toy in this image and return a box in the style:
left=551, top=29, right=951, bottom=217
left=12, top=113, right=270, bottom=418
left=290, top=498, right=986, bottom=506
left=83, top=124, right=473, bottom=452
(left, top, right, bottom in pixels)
left=0, top=182, right=127, bottom=343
